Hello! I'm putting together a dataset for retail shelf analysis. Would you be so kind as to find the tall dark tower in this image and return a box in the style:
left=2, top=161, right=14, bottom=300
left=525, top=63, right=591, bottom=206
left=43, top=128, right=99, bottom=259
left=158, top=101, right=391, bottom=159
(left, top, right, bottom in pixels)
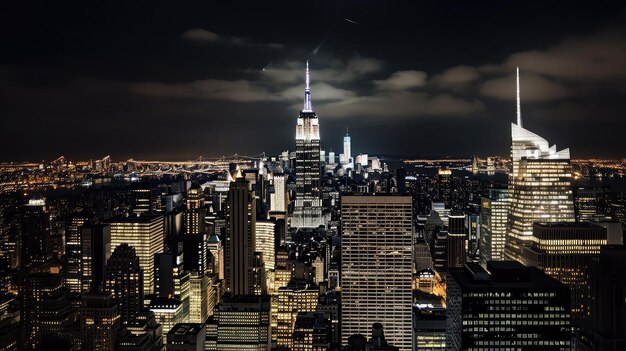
left=226, top=172, right=257, bottom=296
left=292, top=61, right=324, bottom=228
left=104, top=244, right=144, bottom=325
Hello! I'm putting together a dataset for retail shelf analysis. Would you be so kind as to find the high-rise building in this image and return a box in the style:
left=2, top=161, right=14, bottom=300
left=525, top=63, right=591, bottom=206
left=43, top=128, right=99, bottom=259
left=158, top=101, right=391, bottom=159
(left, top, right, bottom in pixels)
left=574, top=186, right=610, bottom=222
left=154, top=252, right=190, bottom=321
left=20, top=198, right=52, bottom=269
left=437, top=168, right=452, bottom=207
left=131, top=182, right=159, bottom=215
left=256, top=220, right=275, bottom=292
left=81, top=291, right=120, bottom=351
left=447, top=211, right=466, bottom=268
left=206, top=295, right=271, bottom=351
left=591, top=245, right=626, bottom=351
left=22, top=271, right=78, bottom=349
left=81, top=223, right=112, bottom=292
left=105, top=244, right=144, bottom=325
left=149, top=296, right=185, bottom=344
left=166, top=323, right=206, bottom=351
left=117, top=310, right=163, bottom=351
left=413, top=305, right=446, bottom=351
left=292, top=62, right=324, bottom=229
left=226, top=174, right=257, bottom=296
left=207, top=234, right=224, bottom=280
left=270, top=174, right=288, bottom=213
left=107, top=215, right=164, bottom=294
left=479, top=189, right=509, bottom=263
left=275, top=280, right=319, bottom=348
left=64, top=213, right=93, bottom=293
left=521, top=222, right=607, bottom=331
left=340, top=128, right=352, bottom=166
left=187, top=274, right=209, bottom=323
left=341, top=194, right=413, bottom=350
left=446, top=261, right=571, bottom=351
left=185, top=184, right=206, bottom=235
left=505, top=68, right=575, bottom=262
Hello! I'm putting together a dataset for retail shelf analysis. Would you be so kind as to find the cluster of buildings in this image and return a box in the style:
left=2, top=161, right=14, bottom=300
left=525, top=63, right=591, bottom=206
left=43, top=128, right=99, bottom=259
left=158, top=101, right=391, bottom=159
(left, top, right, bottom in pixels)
left=0, top=64, right=625, bottom=351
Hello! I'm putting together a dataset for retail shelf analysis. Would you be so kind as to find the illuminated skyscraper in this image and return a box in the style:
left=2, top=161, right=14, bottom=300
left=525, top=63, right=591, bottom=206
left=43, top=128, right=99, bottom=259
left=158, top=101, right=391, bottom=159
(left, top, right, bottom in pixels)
left=341, top=194, right=413, bottom=350
left=20, top=198, right=52, bottom=269
left=447, top=211, right=466, bottom=268
left=437, top=168, right=452, bottom=207
left=256, top=220, right=275, bottom=292
left=275, top=280, right=319, bottom=348
left=505, top=67, right=575, bottom=261
left=292, top=62, right=324, bottom=229
left=270, top=174, right=288, bottom=213
left=64, top=213, right=92, bottom=293
left=479, top=189, right=509, bottom=263
left=107, top=215, right=164, bottom=294
left=340, top=128, right=352, bottom=166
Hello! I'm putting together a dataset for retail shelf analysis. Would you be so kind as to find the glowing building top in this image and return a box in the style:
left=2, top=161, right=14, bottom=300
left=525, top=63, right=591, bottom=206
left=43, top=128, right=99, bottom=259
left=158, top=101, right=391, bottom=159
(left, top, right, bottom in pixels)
left=296, top=61, right=320, bottom=142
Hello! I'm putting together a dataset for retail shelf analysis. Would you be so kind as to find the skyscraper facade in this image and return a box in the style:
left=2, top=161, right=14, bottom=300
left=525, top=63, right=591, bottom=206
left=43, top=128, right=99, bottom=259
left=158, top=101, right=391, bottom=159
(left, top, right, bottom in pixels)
left=479, top=188, right=509, bottom=263
left=506, top=68, right=575, bottom=261
left=108, top=215, right=164, bottom=294
left=292, top=62, right=324, bottom=229
left=226, top=173, right=257, bottom=296
left=105, top=244, right=144, bottom=325
left=341, top=194, right=413, bottom=350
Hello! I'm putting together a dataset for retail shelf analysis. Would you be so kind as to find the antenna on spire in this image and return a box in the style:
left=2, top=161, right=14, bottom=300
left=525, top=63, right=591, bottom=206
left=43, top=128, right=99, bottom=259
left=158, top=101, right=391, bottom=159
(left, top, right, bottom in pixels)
left=516, top=66, right=522, bottom=127
left=303, top=60, right=312, bottom=111
left=346, top=126, right=349, bottom=136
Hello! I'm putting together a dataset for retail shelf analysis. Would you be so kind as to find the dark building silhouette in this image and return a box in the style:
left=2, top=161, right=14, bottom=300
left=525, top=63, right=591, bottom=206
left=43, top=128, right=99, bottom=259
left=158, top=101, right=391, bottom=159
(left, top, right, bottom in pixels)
left=105, top=244, right=144, bottom=325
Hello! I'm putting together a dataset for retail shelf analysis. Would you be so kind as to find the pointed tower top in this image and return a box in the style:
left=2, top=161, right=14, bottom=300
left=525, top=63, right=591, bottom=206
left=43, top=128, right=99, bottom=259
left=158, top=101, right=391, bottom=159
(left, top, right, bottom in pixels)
left=346, top=126, right=349, bottom=136
left=516, top=66, right=522, bottom=127
left=303, top=60, right=313, bottom=112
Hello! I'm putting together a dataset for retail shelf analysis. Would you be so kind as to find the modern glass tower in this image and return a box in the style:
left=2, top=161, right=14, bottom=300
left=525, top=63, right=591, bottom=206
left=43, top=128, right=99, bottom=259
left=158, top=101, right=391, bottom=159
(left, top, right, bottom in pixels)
left=505, top=67, right=575, bottom=261
left=291, top=61, right=324, bottom=228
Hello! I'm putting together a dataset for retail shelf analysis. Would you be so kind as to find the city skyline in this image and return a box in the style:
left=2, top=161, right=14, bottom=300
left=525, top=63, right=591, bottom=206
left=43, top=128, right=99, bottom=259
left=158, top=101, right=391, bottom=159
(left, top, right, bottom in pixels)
left=2, top=1, right=626, bottom=161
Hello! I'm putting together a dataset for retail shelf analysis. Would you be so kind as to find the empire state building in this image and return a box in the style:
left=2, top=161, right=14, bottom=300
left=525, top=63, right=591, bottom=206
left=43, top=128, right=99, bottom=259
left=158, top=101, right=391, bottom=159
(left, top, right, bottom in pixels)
left=291, top=61, right=324, bottom=228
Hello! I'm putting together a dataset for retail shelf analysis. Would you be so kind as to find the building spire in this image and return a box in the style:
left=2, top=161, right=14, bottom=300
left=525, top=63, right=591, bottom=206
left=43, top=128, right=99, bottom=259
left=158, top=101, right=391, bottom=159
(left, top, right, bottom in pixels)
left=346, top=126, right=349, bottom=136
left=303, top=60, right=312, bottom=112
left=516, top=66, right=522, bottom=127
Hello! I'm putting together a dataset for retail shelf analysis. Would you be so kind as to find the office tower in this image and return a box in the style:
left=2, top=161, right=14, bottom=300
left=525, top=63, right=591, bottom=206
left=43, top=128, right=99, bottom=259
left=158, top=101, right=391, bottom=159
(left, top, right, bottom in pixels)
left=20, top=198, right=52, bottom=269
left=575, top=186, right=610, bottom=222
left=105, top=244, right=144, bottom=325
left=206, top=295, right=271, bottom=351
left=165, top=207, right=184, bottom=253
left=166, top=323, right=206, bottom=351
left=154, top=252, right=190, bottom=321
left=131, top=182, right=159, bottom=215
left=117, top=310, right=163, bottom=351
left=396, top=168, right=406, bottom=193
left=64, top=213, right=92, bottom=293
left=256, top=220, right=275, bottom=292
left=108, top=215, right=164, bottom=294
left=226, top=174, right=257, bottom=296
left=437, top=168, right=452, bottom=206
left=432, top=229, right=448, bottom=275
left=341, top=194, right=413, bottom=350
left=243, top=169, right=267, bottom=219
left=149, top=297, right=185, bottom=344
left=292, top=61, right=324, bottom=229
left=81, top=223, right=112, bottom=292
left=312, top=255, right=324, bottom=284
left=207, top=234, right=224, bottom=280
left=22, top=272, right=78, bottom=349
left=81, top=291, right=120, bottom=351
left=479, top=188, right=509, bottom=263
left=340, top=128, right=352, bottom=166
left=270, top=174, right=288, bottom=213
left=328, top=150, right=336, bottom=164
left=447, top=211, right=466, bottom=268
left=446, top=261, right=571, bottom=351
left=521, top=222, right=606, bottom=331
left=188, top=274, right=209, bottom=323
left=591, top=245, right=626, bottom=351
left=183, top=232, right=206, bottom=276
left=413, top=305, right=446, bottom=351
left=185, top=184, right=206, bottom=235
left=275, top=280, right=319, bottom=348
left=506, top=68, right=575, bottom=261
left=292, top=312, right=331, bottom=351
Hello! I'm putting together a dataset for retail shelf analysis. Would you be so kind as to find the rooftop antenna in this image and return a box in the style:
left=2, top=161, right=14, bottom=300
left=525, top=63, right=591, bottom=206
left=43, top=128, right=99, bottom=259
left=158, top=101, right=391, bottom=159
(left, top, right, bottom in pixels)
left=516, top=66, right=522, bottom=127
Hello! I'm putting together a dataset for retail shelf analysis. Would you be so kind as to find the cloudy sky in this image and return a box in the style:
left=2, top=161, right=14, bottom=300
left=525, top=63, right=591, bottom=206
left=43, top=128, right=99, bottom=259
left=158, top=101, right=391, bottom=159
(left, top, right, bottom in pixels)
left=1, top=0, right=626, bottom=161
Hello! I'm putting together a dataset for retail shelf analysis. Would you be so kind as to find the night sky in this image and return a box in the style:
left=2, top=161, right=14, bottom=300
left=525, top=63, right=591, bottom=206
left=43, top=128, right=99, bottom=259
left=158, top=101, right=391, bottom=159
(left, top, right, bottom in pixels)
left=2, top=1, right=626, bottom=161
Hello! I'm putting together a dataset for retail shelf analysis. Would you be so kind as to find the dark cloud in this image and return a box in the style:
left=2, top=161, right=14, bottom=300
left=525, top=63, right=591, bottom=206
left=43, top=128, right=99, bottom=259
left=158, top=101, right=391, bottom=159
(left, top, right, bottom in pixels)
left=1, top=1, right=626, bottom=160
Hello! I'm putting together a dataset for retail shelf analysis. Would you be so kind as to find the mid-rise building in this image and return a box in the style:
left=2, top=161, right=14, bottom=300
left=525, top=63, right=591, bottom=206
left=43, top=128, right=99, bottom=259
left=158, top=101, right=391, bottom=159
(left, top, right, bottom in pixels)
left=341, top=194, right=413, bottom=350
left=81, top=291, right=120, bottom=351
left=447, top=261, right=571, bottom=351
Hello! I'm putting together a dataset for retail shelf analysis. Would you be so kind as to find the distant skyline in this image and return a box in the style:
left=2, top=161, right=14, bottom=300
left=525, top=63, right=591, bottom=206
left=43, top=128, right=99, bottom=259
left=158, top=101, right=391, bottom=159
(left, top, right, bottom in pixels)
left=2, top=1, right=626, bottom=161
